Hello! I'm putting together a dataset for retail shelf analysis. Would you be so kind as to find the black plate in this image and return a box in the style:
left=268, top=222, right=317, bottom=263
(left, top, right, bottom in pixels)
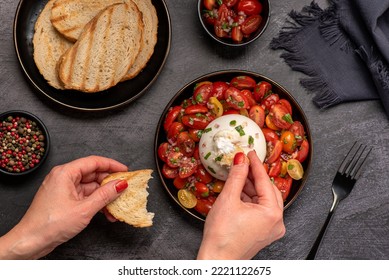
left=13, top=0, right=171, bottom=112
left=154, top=70, right=313, bottom=221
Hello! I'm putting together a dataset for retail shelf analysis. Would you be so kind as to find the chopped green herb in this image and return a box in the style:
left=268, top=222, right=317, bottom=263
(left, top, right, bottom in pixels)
left=196, top=94, right=203, bottom=103
left=215, top=155, right=223, bottom=162
left=282, top=113, right=294, bottom=124
left=204, top=152, right=211, bottom=160
left=288, top=164, right=294, bottom=170
left=208, top=166, right=216, bottom=174
left=217, top=0, right=223, bottom=5
left=196, top=113, right=202, bottom=117
left=238, top=101, right=244, bottom=107
left=235, top=125, right=245, bottom=136
left=248, top=135, right=254, bottom=145
left=230, top=120, right=237, bottom=126
left=197, top=130, right=203, bottom=138
left=295, top=135, right=302, bottom=140
left=204, top=127, right=212, bottom=133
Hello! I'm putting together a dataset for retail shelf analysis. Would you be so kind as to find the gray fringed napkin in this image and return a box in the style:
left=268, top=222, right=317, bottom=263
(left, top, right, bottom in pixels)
left=271, top=0, right=389, bottom=117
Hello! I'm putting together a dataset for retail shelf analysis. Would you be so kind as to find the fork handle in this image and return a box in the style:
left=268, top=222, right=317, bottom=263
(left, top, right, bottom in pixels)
left=306, top=199, right=339, bottom=260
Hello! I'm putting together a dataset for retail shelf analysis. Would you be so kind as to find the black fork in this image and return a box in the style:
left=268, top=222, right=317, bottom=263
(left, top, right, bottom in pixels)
left=306, top=142, right=372, bottom=260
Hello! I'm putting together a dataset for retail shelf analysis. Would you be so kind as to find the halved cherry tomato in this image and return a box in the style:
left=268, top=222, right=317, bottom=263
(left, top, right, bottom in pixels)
left=211, top=180, right=224, bottom=193
left=193, top=145, right=200, bottom=160
left=254, top=81, right=272, bottom=101
left=241, top=15, right=262, bottom=35
left=262, top=127, right=279, bottom=142
left=286, top=159, right=304, bottom=180
left=225, top=87, right=249, bottom=109
left=241, top=89, right=257, bottom=107
left=166, top=150, right=183, bottom=168
left=182, top=114, right=211, bottom=129
left=223, top=109, right=240, bottom=115
left=280, top=130, right=297, bottom=154
left=164, top=106, right=182, bottom=131
left=188, top=128, right=202, bottom=142
left=179, top=157, right=198, bottom=178
left=193, top=83, right=213, bottom=105
left=266, top=140, right=282, bottom=164
left=268, top=159, right=282, bottom=177
left=294, top=139, right=309, bottom=163
left=208, top=96, right=224, bottom=117
left=265, top=114, right=280, bottom=130
left=249, top=105, right=265, bottom=127
left=289, top=121, right=305, bottom=145
left=173, top=176, right=189, bottom=189
left=158, top=142, right=170, bottom=162
left=181, top=98, right=194, bottom=109
left=277, top=99, right=292, bottom=115
left=203, top=0, right=216, bottom=10
left=162, top=163, right=178, bottom=179
left=211, top=81, right=229, bottom=100
left=269, top=103, right=293, bottom=129
left=195, top=164, right=213, bottom=184
left=237, top=0, right=263, bottom=15
left=230, top=76, right=256, bottom=90
left=231, top=26, right=243, bottom=42
left=177, top=131, right=195, bottom=157
left=194, top=198, right=213, bottom=216
left=214, top=4, right=229, bottom=38
left=178, top=189, right=197, bottom=208
left=273, top=176, right=293, bottom=201
left=184, top=105, right=208, bottom=115
left=261, top=93, right=279, bottom=110
left=167, top=122, right=184, bottom=143
left=194, top=182, right=209, bottom=197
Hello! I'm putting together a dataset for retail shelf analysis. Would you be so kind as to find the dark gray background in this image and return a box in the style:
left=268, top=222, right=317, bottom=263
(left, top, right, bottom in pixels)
left=1, top=0, right=388, bottom=259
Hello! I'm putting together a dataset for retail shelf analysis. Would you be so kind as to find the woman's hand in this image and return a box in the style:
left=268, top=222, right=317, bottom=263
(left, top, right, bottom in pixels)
left=197, top=151, right=286, bottom=260
left=0, top=156, right=128, bottom=259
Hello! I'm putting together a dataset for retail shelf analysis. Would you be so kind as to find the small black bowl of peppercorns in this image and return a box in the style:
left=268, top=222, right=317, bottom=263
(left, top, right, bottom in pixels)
left=0, top=110, right=50, bottom=176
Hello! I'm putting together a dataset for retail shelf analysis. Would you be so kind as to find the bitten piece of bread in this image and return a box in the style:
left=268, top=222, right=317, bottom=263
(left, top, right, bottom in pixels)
left=101, top=170, right=154, bottom=228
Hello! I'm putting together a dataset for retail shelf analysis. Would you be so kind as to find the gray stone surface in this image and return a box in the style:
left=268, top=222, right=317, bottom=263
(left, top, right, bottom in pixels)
left=1, top=0, right=388, bottom=259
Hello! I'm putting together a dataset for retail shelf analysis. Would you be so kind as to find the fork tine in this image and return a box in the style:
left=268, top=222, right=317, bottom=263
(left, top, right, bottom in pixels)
left=338, top=142, right=358, bottom=174
left=344, top=144, right=366, bottom=176
left=351, top=146, right=372, bottom=180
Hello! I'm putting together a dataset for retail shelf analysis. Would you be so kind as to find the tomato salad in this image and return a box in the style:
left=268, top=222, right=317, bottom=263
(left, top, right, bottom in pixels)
left=158, top=75, right=310, bottom=217
left=202, top=0, right=264, bottom=43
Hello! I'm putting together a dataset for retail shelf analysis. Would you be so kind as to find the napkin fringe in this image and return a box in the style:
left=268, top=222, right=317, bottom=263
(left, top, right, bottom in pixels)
left=270, top=1, right=343, bottom=108
left=301, top=77, right=342, bottom=108
left=357, top=46, right=389, bottom=91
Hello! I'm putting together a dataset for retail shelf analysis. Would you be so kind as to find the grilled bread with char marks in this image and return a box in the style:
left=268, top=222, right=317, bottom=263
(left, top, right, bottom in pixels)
left=33, top=0, right=73, bottom=89
left=50, top=0, right=124, bottom=42
left=57, top=2, right=143, bottom=93
left=121, top=0, right=158, bottom=81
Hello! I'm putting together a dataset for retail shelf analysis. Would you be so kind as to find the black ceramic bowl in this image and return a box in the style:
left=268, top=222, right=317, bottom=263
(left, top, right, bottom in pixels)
left=198, top=0, right=270, bottom=47
left=0, top=110, right=50, bottom=176
left=154, top=70, right=313, bottom=221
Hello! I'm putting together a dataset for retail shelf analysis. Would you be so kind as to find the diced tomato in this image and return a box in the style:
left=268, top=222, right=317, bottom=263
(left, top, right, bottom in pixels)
left=254, top=81, right=272, bottom=101
left=240, top=89, right=257, bottom=107
left=261, top=93, right=279, bottom=110
left=195, top=164, right=213, bottom=184
left=249, top=105, right=265, bottom=127
left=273, top=176, right=293, bottom=201
left=193, top=83, right=213, bottom=105
left=294, top=139, right=309, bottom=163
left=177, top=131, right=195, bottom=157
left=211, top=81, right=229, bottom=100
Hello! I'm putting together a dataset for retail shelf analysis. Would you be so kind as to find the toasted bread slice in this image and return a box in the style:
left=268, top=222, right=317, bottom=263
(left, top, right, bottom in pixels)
left=33, top=0, right=73, bottom=89
left=57, top=2, right=143, bottom=92
left=50, top=0, right=124, bottom=42
left=121, top=0, right=158, bottom=81
left=102, top=170, right=154, bottom=228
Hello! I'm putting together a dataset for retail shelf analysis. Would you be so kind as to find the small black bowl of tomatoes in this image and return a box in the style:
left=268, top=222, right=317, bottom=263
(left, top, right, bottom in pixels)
left=198, top=0, right=270, bottom=47
left=154, top=70, right=313, bottom=222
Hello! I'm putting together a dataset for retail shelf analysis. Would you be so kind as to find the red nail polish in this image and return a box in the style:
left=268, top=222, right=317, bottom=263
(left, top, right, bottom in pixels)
left=115, top=180, right=128, bottom=193
left=233, top=152, right=246, bottom=165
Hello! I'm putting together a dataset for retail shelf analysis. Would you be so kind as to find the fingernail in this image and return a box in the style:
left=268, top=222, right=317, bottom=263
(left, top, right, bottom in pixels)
left=115, top=180, right=128, bottom=193
left=233, top=152, right=249, bottom=165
